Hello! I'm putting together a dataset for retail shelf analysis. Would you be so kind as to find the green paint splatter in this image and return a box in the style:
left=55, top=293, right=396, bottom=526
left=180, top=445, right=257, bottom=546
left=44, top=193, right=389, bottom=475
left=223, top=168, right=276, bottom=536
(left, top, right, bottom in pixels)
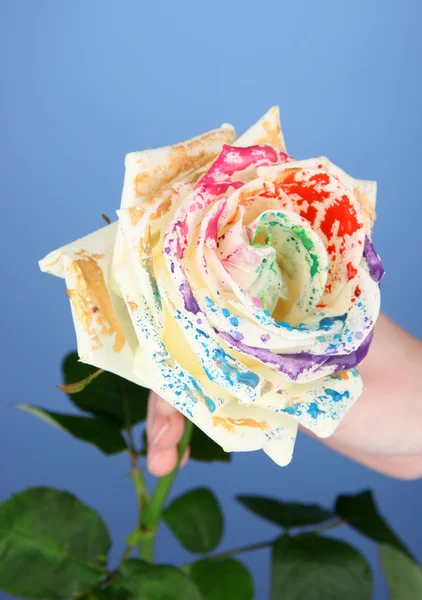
left=310, top=253, right=319, bottom=277
left=291, top=225, right=314, bottom=251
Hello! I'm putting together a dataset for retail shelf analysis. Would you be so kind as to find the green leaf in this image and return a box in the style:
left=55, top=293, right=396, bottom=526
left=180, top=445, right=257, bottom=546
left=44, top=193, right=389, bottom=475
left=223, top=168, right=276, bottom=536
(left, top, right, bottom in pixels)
left=78, top=587, right=129, bottom=600
left=0, top=487, right=111, bottom=598
left=380, top=544, right=422, bottom=599
left=190, top=424, right=231, bottom=462
left=119, top=558, right=202, bottom=599
left=16, top=404, right=127, bottom=455
left=335, top=490, right=412, bottom=558
left=191, top=558, right=254, bottom=600
left=271, top=534, right=372, bottom=600
left=237, top=495, right=332, bottom=529
left=163, top=487, right=224, bottom=553
left=62, top=352, right=148, bottom=427
left=58, top=368, right=104, bottom=393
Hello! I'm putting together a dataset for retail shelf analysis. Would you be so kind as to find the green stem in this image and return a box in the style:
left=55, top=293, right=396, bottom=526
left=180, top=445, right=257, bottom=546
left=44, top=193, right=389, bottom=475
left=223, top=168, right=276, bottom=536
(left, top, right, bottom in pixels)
left=206, top=538, right=275, bottom=561
left=129, top=451, right=153, bottom=560
left=121, top=383, right=154, bottom=560
left=131, top=456, right=149, bottom=509
left=313, top=517, right=345, bottom=534
left=141, top=419, right=194, bottom=541
left=184, top=517, right=347, bottom=565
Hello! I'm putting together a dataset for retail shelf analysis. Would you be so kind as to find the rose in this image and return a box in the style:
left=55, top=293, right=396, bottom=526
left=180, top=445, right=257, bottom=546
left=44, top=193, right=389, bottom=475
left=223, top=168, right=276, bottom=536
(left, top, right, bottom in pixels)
left=40, top=107, right=383, bottom=466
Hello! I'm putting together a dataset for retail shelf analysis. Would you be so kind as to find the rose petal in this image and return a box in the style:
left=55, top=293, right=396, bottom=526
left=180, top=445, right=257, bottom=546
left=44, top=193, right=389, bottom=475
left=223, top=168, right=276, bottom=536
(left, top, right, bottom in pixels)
left=39, top=223, right=149, bottom=386
left=40, top=107, right=383, bottom=468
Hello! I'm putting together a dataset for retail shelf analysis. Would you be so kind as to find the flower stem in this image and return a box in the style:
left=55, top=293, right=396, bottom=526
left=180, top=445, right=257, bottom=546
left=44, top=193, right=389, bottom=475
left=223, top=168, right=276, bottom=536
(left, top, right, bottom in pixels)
left=184, top=517, right=346, bottom=565
left=313, top=517, right=345, bottom=534
left=129, top=450, right=153, bottom=560
left=207, top=538, right=275, bottom=560
left=140, top=418, right=194, bottom=540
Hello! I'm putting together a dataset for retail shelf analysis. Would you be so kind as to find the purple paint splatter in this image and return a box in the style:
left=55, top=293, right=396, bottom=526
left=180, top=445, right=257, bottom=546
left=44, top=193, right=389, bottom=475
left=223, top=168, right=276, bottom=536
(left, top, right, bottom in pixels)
left=363, top=236, right=384, bottom=283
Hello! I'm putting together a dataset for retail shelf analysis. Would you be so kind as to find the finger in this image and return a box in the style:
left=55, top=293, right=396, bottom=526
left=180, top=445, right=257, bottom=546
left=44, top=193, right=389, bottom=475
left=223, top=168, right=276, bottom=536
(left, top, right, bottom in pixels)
left=146, top=391, right=161, bottom=439
left=180, top=447, right=190, bottom=468
left=147, top=391, right=178, bottom=435
left=157, top=411, right=185, bottom=448
left=146, top=391, right=189, bottom=476
left=147, top=444, right=190, bottom=477
left=147, top=446, right=178, bottom=477
left=147, top=401, right=185, bottom=449
left=156, top=396, right=178, bottom=417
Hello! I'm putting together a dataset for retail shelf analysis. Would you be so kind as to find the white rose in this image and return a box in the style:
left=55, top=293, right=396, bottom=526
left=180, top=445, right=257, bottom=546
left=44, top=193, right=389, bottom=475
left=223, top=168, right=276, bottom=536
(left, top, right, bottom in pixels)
left=40, top=107, right=383, bottom=466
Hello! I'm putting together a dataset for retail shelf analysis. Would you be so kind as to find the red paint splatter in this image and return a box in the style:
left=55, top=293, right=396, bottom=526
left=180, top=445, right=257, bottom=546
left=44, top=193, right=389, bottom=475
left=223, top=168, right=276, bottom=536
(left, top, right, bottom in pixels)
left=280, top=172, right=362, bottom=244
left=202, top=144, right=279, bottom=184
left=346, top=262, right=358, bottom=281
left=320, top=196, right=361, bottom=242
left=309, top=173, right=330, bottom=185
left=205, top=201, right=227, bottom=240
left=259, top=181, right=282, bottom=199
left=299, top=203, right=318, bottom=226
left=354, top=285, right=362, bottom=297
left=281, top=173, right=330, bottom=221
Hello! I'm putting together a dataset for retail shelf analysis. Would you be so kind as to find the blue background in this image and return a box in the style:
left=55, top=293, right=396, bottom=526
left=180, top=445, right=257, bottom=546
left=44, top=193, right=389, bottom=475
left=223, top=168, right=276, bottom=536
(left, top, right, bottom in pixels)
left=1, top=1, right=421, bottom=598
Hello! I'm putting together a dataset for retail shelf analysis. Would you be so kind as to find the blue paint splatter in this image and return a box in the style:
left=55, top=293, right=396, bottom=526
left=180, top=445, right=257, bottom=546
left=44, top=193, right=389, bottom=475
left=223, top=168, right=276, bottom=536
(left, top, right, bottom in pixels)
left=324, top=389, right=350, bottom=403
left=275, top=320, right=294, bottom=331
left=201, top=343, right=259, bottom=389
left=196, top=328, right=210, bottom=339
left=283, top=404, right=300, bottom=416
left=189, top=378, right=216, bottom=412
left=229, top=316, right=239, bottom=326
left=319, top=314, right=347, bottom=331
left=236, top=370, right=260, bottom=387
left=307, top=402, right=325, bottom=418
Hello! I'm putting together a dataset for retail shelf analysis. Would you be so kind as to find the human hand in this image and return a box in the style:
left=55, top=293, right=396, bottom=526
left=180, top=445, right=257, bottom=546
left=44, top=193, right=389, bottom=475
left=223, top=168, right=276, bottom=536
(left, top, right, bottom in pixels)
left=146, top=391, right=189, bottom=477
left=314, top=313, right=422, bottom=478
left=146, top=314, right=422, bottom=479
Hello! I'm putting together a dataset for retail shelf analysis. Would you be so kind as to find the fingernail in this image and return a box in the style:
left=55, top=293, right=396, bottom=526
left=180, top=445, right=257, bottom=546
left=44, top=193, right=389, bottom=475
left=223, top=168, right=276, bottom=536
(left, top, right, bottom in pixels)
left=150, top=419, right=170, bottom=446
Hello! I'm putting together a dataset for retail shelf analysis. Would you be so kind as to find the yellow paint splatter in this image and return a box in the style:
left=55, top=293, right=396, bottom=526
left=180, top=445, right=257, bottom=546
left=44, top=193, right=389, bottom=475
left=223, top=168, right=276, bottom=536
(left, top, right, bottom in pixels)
left=127, top=300, right=138, bottom=312
left=333, top=370, right=350, bottom=380
left=150, top=195, right=173, bottom=221
left=252, top=107, right=285, bottom=150
left=354, top=187, right=376, bottom=234
left=128, top=207, right=145, bottom=227
left=66, top=256, right=125, bottom=352
left=134, top=127, right=235, bottom=199
left=42, top=254, right=61, bottom=270
left=212, top=416, right=270, bottom=433
left=74, top=249, right=105, bottom=260
left=260, top=380, right=274, bottom=396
